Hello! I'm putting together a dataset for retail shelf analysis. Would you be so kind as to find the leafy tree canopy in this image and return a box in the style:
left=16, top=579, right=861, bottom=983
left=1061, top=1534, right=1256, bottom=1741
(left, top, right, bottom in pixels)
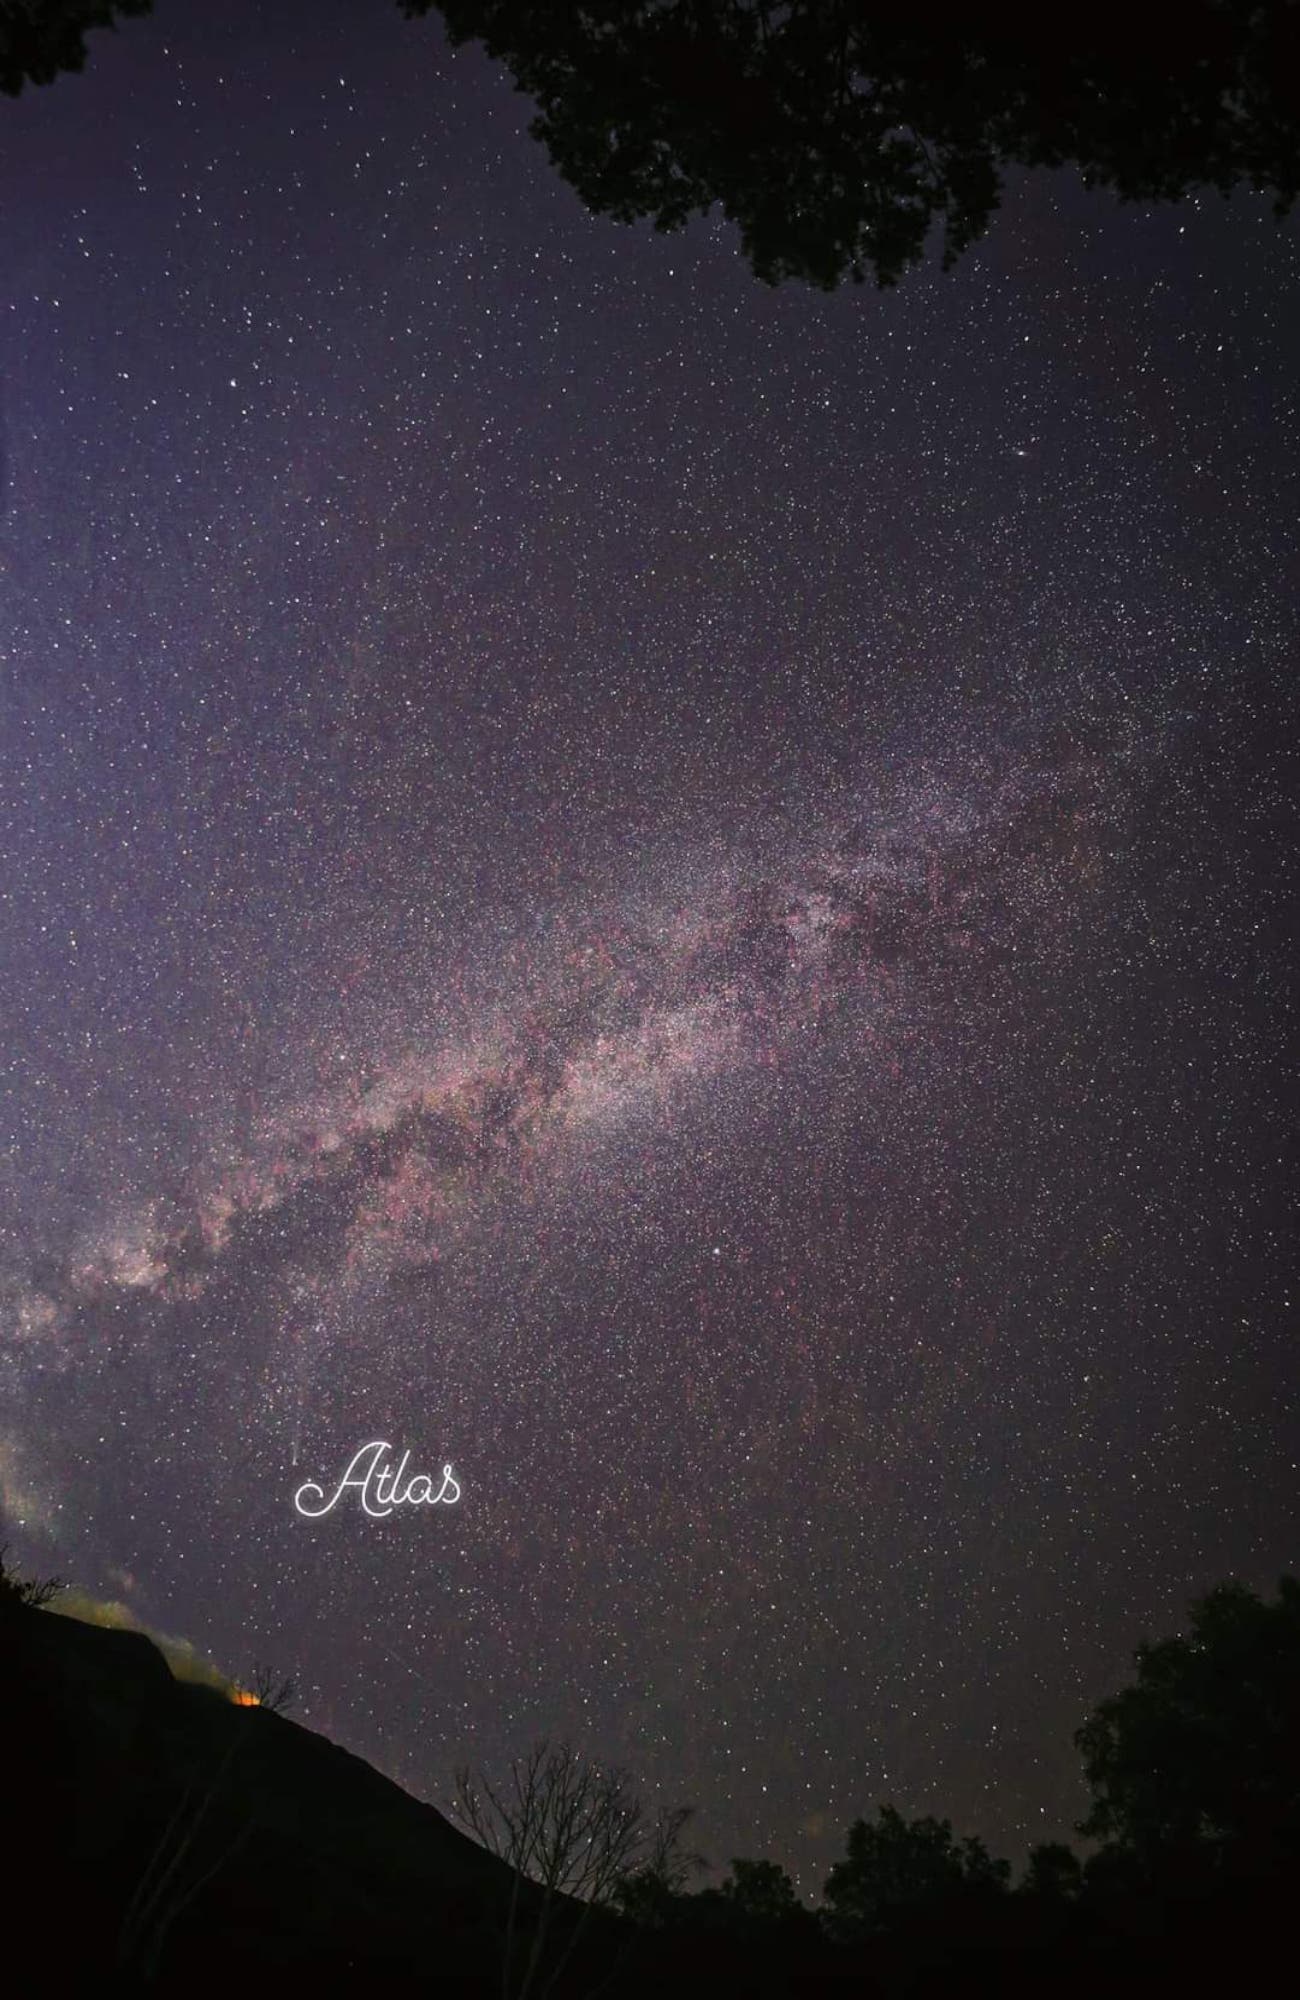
left=1018, top=1840, right=1083, bottom=1901
left=0, top=1, right=150, bottom=96
left=822, top=1802, right=1010, bottom=1940
left=10, top=6, right=1300, bottom=289
left=405, top=1, right=1300, bottom=287
left=718, top=1854, right=803, bottom=1924
left=1076, top=1576, right=1300, bottom=1860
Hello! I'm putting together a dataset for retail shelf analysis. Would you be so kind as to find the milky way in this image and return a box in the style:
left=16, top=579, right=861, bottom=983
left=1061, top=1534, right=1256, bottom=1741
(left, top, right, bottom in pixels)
left=14, top=722, right=1130, bottom=1344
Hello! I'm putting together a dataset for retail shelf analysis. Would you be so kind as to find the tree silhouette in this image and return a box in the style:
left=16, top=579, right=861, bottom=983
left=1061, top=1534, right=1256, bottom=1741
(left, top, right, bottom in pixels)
left=403, top=1, right=1300, bottom=287
left=453, top=1739, right=694, bottom=1999
left=0, top=1542, right=65, bottom=1610
left=0, top=1, right=150, bottom=96
left=718, top=1854, right=803, bottom=1925
left=1018, top=1840, right=1083, bottom=1902
left=1076, top=1576, right=1300, bottom=1864
left=13, top=4, right=1299, bottom=289
left=822, top=1802, right=1010, bottom=1940
left=240, top=1661, right=298, bottom=1713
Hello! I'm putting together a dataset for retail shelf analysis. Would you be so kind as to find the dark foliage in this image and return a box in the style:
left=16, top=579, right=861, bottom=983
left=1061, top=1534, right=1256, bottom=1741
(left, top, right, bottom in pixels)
left=822, top=1802, right=1011, bottom=1941
left=1076, top=1576, right=1300, bottom=1862
left=0, top=0, right=151, bottom=96
left=404, top=1, right=1300, bottom=286
left=1019, top=1840, right=1083, bottom=1902
left=11, top=4, right=1299, bottom=290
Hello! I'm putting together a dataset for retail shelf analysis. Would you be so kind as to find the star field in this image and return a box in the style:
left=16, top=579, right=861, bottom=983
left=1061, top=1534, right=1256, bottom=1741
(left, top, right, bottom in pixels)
left=0, top=0, right=1297, bottom=1896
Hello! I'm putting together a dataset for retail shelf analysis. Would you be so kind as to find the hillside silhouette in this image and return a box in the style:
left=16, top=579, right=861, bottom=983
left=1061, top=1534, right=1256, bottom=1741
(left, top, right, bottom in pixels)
left=3, top=1568, right=1299, bottom=1993
left=3, top=1586, right=558, bottom=1990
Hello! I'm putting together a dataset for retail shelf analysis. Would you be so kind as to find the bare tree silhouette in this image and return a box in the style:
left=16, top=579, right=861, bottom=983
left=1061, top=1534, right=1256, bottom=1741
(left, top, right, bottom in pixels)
left=453, top=1738, right=694, bottom=2000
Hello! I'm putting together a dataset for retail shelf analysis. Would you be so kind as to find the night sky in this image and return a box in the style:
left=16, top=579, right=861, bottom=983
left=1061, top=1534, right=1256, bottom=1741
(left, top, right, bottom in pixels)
left=2, top=0, right=1297, bottom=1894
